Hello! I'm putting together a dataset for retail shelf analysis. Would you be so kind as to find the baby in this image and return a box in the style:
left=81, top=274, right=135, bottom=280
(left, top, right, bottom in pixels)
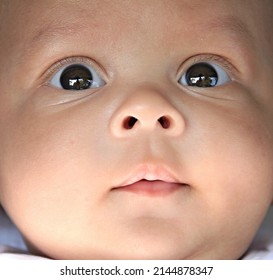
left=0, top=0, right=273, bottom=260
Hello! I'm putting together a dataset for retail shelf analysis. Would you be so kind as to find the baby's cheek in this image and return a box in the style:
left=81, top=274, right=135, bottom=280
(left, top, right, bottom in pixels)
left=191, top=101, right=273, bottom=213
left=0, top=104, right=99, bottom=208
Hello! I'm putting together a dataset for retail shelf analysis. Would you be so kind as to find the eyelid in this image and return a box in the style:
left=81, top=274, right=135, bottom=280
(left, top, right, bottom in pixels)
left=42, top=56, right=109, bottom=86
left=177, top=54, right=239, bottom=81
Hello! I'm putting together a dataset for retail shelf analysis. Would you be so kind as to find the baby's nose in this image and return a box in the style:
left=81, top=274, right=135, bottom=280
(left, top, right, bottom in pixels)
left=109, top=87, right=185, bottom=137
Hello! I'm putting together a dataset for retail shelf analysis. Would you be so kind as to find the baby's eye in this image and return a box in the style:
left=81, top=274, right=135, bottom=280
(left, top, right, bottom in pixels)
left=178, top=62, right=230, bottom=88
left=50, top=63, right=106, bottom=90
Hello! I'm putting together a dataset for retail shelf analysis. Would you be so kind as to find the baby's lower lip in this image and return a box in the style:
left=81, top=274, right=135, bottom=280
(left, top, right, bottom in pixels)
left=113, top=180, right=185, bottom=197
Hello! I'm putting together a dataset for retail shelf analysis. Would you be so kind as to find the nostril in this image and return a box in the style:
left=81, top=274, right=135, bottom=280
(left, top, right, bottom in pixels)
left=158, top=116, right=171, bottom=129
left=123, top=116, right=138, bottom=129
left=122, top=116, right=172, bottom=130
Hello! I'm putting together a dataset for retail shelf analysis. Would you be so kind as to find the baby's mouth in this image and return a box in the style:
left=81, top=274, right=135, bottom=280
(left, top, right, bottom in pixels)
left=111, top=165, right=188, bottom=197
left=113, top=179, right=186, bottom=197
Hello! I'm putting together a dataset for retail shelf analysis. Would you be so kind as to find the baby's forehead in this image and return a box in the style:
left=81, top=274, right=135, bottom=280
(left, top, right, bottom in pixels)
left=1, top=0, right=272, bottom=65
left=4, top=2, right=273, bottom=40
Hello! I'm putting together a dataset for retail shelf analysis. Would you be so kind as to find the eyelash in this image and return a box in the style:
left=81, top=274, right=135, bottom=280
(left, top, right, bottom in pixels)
left=186, top=54, right=237, bottom=77
left=41, top=54, right=237, bottom=87
left=42, top=56, right=106, bottom=85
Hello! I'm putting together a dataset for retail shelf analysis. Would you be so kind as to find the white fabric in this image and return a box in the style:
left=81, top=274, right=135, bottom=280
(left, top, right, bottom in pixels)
left=0, top=245, right=48, bottom=260
left=243, top=246, right=273, bottom=260
left=1, top=206, right=273, bottom=260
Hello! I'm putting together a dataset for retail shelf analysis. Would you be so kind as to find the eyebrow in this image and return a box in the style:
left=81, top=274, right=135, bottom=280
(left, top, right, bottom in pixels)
left=21, top=20, right=94, bottom=64
left=31, top=22, right=88, bottom=46
left=206, top=15, right=254, bottom=45
left=24, top=15, right=254, bottom=60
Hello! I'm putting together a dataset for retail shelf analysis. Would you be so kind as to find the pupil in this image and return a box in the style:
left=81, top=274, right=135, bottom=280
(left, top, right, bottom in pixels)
left=186, top=63, right=218, bottom=87
left=60, top=64, right=93, bottom=90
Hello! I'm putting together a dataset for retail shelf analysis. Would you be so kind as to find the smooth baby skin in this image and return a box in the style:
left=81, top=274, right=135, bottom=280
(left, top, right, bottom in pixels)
left=0, top=0, right=273, bottom=259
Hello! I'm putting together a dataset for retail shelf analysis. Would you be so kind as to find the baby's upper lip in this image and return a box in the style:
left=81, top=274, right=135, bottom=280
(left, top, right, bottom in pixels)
left=115, top=164, right=182, bottom=188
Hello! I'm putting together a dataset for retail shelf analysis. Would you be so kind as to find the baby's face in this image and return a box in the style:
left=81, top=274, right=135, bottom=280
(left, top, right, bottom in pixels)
left=0, top=0, right=273, bottom=259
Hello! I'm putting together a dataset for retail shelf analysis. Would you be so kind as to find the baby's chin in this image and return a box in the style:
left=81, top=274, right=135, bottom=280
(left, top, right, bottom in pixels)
left=24, top=235, right=191, bottom=260
left=22, top=214, right=251, bottom=260
left=25, top=232, right=244, bottom=260
left=37, top=247, right=238, bottom=260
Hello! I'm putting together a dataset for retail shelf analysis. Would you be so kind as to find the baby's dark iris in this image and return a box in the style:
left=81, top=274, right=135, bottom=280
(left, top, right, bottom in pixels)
left=60, top=64, right=93, bottom=90
left=186, top=63, right=218, bottom=87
